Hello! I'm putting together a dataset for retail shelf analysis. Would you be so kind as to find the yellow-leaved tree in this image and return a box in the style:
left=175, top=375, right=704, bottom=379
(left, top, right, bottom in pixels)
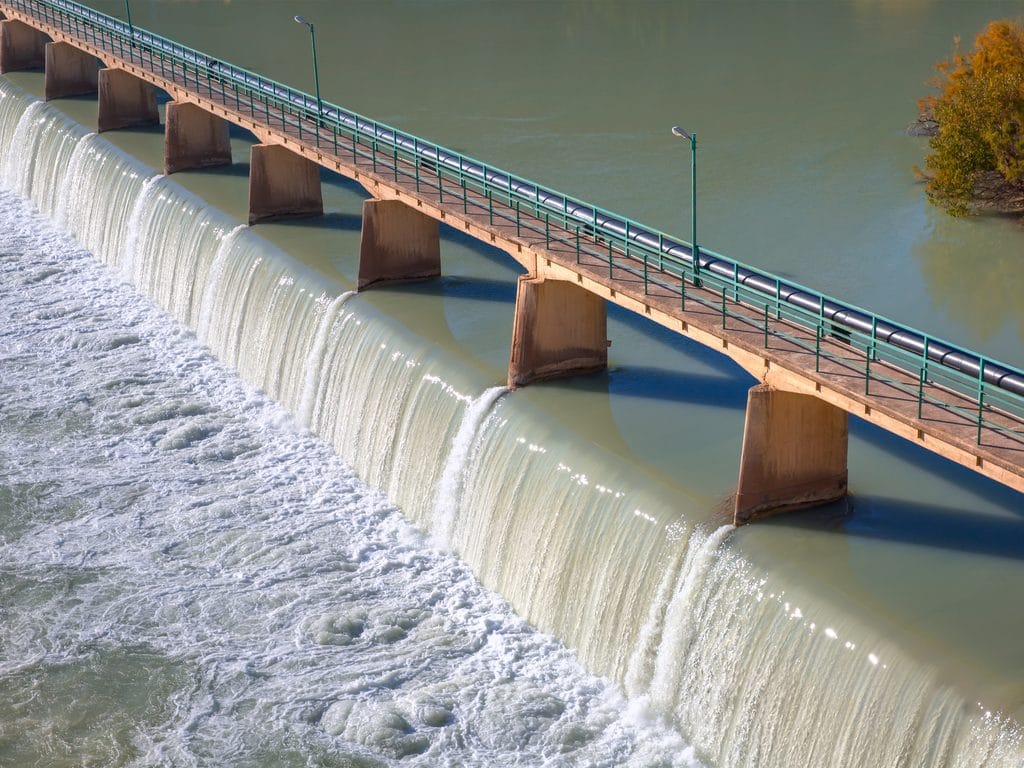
left=922, top=20, right=1024, bottom=216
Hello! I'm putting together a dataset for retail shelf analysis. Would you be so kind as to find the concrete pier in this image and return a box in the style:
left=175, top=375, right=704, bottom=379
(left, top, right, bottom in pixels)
left=734, top=384, right=848, bottom=525
left=358, top=198, right=441, bottom=290
left=163, top=101, right=231, bottom=174
left=43, top=41, right=98, bottom=100
left=247, top=142, right=323, bottom=225
left=0, top=18, right=45, bottom=73
left=508, top=275, right=608, bottom=389
left=97, top=67, right=158, bottom=132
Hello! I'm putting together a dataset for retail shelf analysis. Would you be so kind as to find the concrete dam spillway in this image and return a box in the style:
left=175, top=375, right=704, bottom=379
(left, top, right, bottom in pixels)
left=2, top=11, right=1024, bottom=768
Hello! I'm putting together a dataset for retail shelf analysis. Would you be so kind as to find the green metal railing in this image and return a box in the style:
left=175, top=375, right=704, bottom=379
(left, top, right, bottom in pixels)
left=5, top=0, right=1024, bottom=451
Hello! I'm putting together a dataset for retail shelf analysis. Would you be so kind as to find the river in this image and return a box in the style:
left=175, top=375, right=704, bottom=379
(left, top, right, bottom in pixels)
left=1, top=1, right=1022, bottom=766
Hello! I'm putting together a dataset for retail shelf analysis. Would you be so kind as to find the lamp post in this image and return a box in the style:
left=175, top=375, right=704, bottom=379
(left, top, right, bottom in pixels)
left=671, top=125, right=699, bottom=286
left=294, top=15, right=322, bottom=123
left=124, top=0, right=134, bottom=53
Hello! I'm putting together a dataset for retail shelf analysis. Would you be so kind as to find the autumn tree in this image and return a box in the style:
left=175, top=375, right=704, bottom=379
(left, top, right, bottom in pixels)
left=922, top=20, right=1024, bottom=216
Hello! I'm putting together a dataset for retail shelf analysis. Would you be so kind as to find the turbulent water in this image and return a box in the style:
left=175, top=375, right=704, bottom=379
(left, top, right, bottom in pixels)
left=1, top=77, right=1022, bottom=768
left=0, top=160, right=699, bottom=767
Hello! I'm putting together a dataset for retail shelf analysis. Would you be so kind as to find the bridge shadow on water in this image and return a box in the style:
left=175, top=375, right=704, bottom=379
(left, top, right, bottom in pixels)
left=438, top=222, right=531, bottom=273
left=600, top=365, right=750, bottom=409
left=765, top=494, right=1024, bottom=562
left=423, top=275, right=517, bottom=304
left=848, top=418, right=1024, bottom=519
left=270, top=211, right=362, bottom=233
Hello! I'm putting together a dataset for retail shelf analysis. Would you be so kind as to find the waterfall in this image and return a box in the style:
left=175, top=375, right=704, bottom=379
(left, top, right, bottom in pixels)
left=197, top=223, right=247, bottom=339
left=0, top=83, right=23, bottom=160
left=56, top=132, right=148, bottom=266
left=1, top=77, right=1020, bottom=768
left=299, top=290, right=357, bottom=428
left=432, top=384, right=509, bottom=549
left=307, top=300, right=476, bottom=511
left=2, top=100, right=47, bottom=195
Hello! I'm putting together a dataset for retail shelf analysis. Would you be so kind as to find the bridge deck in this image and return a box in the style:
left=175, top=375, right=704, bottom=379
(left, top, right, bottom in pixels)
left=4, top=0, right=1024, bottom=496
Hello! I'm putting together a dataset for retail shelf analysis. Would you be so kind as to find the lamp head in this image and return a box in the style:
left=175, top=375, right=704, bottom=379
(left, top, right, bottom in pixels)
left=671, top=125, right=692, bottom=140
left=294, top=15, right=311, bottom=26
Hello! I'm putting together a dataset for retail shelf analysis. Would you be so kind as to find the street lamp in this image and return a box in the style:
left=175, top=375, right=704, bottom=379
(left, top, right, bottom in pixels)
left=294, top=15, right=322, bottom=123
left=671, top=125, right=699, bottom=286
left=124, top=0, right=134, bottom=53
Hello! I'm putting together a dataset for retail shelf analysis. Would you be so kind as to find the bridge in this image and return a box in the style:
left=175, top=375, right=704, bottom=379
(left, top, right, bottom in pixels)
left=3, top=0, right=1024, bottom=525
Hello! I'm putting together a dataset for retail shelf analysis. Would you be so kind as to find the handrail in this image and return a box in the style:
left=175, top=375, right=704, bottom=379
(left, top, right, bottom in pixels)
left=5, top=0, right=1024, bottom=447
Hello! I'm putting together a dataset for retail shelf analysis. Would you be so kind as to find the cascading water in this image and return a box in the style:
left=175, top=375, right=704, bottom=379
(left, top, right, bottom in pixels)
left=432, top=385, right=509, bottom=550
left=1, top=77, right=1020, bottom=767
left=299, top=290, right=357, bottom=428
left=56, top=131, right=148, bottom=265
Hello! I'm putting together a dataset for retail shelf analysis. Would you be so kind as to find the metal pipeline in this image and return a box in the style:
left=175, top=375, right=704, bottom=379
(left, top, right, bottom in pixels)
left=34, top=0, right=1024, bottom=400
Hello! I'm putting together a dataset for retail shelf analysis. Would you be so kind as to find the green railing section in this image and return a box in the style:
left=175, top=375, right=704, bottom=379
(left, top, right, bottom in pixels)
left=6, top=0, right=1024, bottom=452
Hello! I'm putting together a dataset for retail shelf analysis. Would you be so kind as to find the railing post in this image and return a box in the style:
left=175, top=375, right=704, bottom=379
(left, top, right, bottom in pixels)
left=413, top=137, right=420, bottom=192
left=865, top=316, right=876, bottom=395
left=575, top=226, right=580, bottom=264
left=721, top=286, right=727, bottom=329
left=763, top=303, right=769, bottom=348
left=918, top=336, right=930, bottom=419
left=643, top=245, right=649, bottom=295
left=816, top=295, right=824, bottom=373
left=436, top=148, right=443, bottom=204
left=977, top=359, right=986, bottom=445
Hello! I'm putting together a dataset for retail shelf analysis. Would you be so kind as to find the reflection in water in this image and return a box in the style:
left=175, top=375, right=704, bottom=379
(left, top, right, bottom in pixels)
left=915, top=210, right=1024, bottom=354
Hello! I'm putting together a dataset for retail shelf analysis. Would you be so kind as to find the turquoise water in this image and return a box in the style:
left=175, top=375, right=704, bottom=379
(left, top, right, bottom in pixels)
left=2, top=2, right=1024, bottom=766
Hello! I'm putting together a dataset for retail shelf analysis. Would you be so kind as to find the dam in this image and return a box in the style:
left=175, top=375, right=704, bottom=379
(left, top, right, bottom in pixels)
left=4, top=0, right=1024, bottom=522
left=1, top=1, right=1023, bottom=766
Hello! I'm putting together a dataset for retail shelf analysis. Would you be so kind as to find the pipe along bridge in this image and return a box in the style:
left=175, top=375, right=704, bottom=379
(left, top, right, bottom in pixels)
left=3, top=0, right=1024, bottom=524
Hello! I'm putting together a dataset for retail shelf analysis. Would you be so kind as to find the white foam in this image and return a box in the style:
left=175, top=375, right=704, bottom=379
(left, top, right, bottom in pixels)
left=298, top=290, right=356, bottom=428
left=0, top=186, right=707, bottom=767
left=432, top=385, right=508, bottom=549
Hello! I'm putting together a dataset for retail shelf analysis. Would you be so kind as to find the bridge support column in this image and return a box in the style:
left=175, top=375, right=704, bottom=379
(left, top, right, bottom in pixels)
left=358, top=199, right=441, bottom=290
left=734, top=384, right=848, bottom=525
left=247, top=143, right=323, bottom=224
left=44, top=42, right=99, bottom=100
left=0, top=19, right=46, bottom=74
left=97, top=67, right=158, bottom=132
left=508, top=275, right=607, bottom=389
left=163, top=101, right=231, bottom=174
